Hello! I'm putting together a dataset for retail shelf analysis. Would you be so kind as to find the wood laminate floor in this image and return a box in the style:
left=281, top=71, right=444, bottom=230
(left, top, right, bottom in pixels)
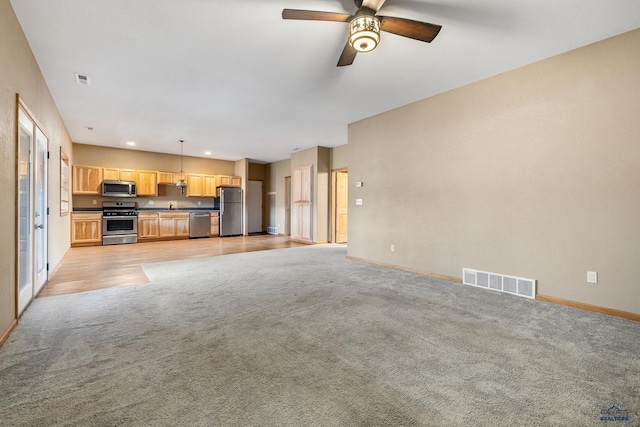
left=40, top=235, right=308, bottom=298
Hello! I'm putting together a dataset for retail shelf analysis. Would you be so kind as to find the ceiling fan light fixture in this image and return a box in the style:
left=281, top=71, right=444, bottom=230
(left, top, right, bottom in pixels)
left=348, top=15, right=380, bottom=53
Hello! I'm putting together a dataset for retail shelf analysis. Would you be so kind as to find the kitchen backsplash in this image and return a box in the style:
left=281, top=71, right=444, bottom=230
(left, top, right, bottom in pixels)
left=73, top=184, right=217, bottom=210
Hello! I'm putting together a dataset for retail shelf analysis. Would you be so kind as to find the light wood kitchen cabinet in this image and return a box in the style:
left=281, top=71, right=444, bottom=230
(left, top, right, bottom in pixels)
left=203, top=175, right=217, bottom=197
left=71, top=212, right=102, bottom=246
left=72, top=165, right=103, bottom=195
left=216, top=175, right=242, bottom=187
left=187, top=174, right=217, bottom=197
left=138, top=212, right=159, bottom=240
left=102, top=167, right=138, bottom=182
left=157, top=171, right=177, bottom=184
left=210, top=211, right=219, bottom=237
left=186, top=174, right=203, bottom=197
left=136, top=170, right=158, bottom=196
left=102, top=167, right=120, bottom=181
left=158, top=212, right=190, bottom=238
left=119, top=169, right=137, bottom=182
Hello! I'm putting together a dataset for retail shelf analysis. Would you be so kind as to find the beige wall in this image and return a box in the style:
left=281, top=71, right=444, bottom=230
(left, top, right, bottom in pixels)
left=330, top=144, right=349, bottom=171
left=74, top=143, right=235, bottom=175
left=248, top=163, right=265, bottom=181
left=348, top=29, right=640, bottom=314
left=1, top=0, right=74, bottom=337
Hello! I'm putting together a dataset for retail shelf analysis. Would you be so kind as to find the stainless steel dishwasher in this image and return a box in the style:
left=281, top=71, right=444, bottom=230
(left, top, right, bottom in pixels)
left=189, top=212, right=210, bottom=238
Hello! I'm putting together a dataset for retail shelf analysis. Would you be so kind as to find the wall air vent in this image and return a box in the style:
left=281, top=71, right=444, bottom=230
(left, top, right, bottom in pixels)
left=267, top=227, right=278, bottom=235
left=75, top=73, right=90, bottom=85
left=463, top=268, right=536, bottom=299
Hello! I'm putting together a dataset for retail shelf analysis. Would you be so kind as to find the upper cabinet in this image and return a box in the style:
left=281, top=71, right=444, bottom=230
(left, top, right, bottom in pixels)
left=203, top=175, right=217, bottom=197
left=186, top=174, right=218, bottom=197
left=73, top=163, right=239, bottom=197
left=186, top=174, right=204, bottom=197
left=102, top=167, right=137, bottom=182
left=103, top=167, right=120, bottom=181
left=120, top=169, right=137, bottom=182
left=137, top=170, right=158, bottom=196
left=157, top=171, right=177, bottom=185
left=72, top=165, right=103, bottom=195
left=217, top=175, right=242, bottom=187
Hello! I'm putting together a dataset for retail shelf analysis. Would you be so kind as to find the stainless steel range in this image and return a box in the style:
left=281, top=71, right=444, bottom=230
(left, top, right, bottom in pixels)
left=102, top=201, right=138, bottom=245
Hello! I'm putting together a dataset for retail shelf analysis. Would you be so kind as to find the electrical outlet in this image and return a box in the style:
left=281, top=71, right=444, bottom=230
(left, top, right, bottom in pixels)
left=587, top=271, right=598, bottom=284
left=390, top=244, right=395, bottom=253
left=198, top=201, right=201, bottom=206
left=148, top=200, right=154, bottom=205
left=92, top=199, right=97, bottom=205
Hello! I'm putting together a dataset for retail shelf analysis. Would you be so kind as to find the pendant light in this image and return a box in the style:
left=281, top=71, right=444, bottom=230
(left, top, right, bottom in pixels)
left=176, top=139, right=187, bottom=194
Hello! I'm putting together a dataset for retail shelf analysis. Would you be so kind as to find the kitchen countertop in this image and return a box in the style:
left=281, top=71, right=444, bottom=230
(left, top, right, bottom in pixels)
left=137, top=208, right=219, bottom=212
left=72, top=208, right=219, bottom=212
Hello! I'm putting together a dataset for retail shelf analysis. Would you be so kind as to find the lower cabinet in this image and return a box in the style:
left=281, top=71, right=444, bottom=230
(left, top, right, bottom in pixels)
left=71, top=213, right=102, bottom=246
left=210, top=211, right=219, bottom=237
left=159, top=212, right=190, bottom=238
left=138, top=213, right=159, bottom=240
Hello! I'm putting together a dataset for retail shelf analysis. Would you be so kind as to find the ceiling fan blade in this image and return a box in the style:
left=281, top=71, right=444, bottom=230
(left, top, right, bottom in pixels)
left=378, top=16, right=442, bottom=43
left=282, top=9, right=352, bottom=22
left=337, top=42, right=357, bottom=67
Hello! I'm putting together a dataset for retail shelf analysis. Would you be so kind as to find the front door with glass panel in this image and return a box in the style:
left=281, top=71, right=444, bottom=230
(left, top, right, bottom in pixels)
left=34, top=127, right=48, bottom=294
left=17, top=104, right=48, bottom=315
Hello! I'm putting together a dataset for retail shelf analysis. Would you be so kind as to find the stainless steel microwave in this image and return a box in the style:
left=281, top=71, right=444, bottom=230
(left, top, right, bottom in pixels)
left=102, top=180, right=137, bottom=197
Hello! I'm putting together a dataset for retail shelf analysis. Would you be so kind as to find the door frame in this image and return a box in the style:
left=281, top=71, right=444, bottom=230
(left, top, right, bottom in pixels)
left=247, top=179, right=264, bottom=234
left=331, top=168, right=348, bottom=243
left=16, top=96, right=49, bottom=316
left=284, top=176, right=291, bottom=237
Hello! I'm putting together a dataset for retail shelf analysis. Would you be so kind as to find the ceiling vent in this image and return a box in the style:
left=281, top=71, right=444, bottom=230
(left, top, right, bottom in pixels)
left=75, top=73, right=90, bottom=85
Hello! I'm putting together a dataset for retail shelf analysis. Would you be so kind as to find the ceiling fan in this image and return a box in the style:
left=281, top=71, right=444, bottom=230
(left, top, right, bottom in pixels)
left=282, top=0, right=442, bottom=67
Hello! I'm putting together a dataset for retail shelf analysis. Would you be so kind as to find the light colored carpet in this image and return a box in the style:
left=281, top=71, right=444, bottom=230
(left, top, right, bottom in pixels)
left=0, top=244, right=638, bottom=426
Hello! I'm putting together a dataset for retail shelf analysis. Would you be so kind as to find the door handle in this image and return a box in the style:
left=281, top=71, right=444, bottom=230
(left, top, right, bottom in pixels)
left=35, top=224, right=44, bottom=229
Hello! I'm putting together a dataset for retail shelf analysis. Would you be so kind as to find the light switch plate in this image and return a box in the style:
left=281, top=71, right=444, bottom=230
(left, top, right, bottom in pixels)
left=355, top=198, right=363, bottom=206
left=587, top=271, right=598, bottom=284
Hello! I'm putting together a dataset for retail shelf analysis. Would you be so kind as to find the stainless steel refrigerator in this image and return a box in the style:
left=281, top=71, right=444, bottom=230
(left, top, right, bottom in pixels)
left=219, top=186, right=243, bottom=237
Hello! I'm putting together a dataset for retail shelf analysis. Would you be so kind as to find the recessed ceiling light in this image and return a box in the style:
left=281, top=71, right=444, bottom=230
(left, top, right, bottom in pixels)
left=126, top=141, right=136, bottom=146
left=204, top=151, right=212, bottom=156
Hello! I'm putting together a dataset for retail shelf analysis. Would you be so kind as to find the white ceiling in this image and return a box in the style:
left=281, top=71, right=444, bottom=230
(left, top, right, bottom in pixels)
left=10, top=0, right=640, bottom=163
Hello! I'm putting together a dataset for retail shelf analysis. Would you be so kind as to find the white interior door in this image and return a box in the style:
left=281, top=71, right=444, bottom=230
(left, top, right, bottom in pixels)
left=247, top=180, right=263, bottom=234
left=17, top=108, right=34, bottom=314
left=34, top=127, right=48, bottom=294
left=284, top=176, right=291, bottom=237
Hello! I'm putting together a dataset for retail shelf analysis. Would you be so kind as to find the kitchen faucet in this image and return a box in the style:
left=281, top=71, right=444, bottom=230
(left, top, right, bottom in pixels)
left=169, top=203, right=174, bottom=210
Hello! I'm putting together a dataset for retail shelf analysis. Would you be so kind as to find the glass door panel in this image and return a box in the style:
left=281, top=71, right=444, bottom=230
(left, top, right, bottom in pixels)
left=17, top=108, right=33, bottom=314
left=34, top=127, right=48, bottom=294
